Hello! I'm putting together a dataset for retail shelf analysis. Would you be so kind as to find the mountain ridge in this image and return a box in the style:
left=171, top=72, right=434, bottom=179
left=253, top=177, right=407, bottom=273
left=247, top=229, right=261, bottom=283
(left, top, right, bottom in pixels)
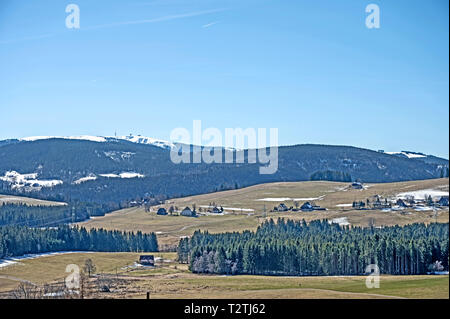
left=2, top=135, right=448, bottom=161
left=0, top=137, right=448, bottom=206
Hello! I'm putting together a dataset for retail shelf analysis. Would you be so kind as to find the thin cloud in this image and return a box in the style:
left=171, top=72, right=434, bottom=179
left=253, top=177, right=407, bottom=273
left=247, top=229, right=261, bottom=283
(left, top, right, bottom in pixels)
left=202, top=21, right=219, bottom=28
left=83, top=8, right=226, bottom=31
left=0, top=33, right=57, bottom=45
left=0, top=8, right=226, bottom=45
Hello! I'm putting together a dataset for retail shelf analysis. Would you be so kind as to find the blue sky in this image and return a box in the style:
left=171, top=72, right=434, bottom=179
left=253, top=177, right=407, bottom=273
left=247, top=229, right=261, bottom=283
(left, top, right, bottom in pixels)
left=0, top=0, right=448, bottom=158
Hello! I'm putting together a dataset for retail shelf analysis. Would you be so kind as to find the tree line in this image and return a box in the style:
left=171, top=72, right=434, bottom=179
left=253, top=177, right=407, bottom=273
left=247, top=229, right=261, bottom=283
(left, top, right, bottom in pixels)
left=310, top=170, right=352, bottom=182
left=440, top=167, right=450, bottom=178
left=0, top=201, right=137, bottom=228
left=0, top=203, right=89, bottom=227
left=0, top=225, right=158, bottom=259
left=178, top=219, right=449, bottom=276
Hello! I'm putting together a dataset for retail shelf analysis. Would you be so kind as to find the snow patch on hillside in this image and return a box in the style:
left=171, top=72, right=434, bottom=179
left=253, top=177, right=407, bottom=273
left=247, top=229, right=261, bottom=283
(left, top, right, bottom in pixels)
left=0, top=251, right=94, bottom=269
left=103, top=151, right=135, bottom=161
left=335, top=203, right=353, bottom=207
left=255, top=195, right=325, bottom=202
left=255, top=197, right=292, bottom=202
left=396, top=189, right=449, bottom=200
left=18, top=134, right=174, bottom=149
left=118, top=134, right=175, bottom=149
left=99, top=172, right=145, bottom=179
left=73, top=174, right=97, bottom=184
left=0, top=171, right=63, bottom=190
left=199, top=206, right=255, bottom=212
left=21, top=135, right=107, bottom=143
left=385, top=151, right=427, bottom=159
left=329, top=217, right=350, bottom=226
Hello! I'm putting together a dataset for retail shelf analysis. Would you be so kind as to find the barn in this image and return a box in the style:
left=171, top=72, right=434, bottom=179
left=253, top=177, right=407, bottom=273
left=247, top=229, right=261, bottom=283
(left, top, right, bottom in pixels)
left=139, top=255, right=155, bottom=266
left=181, top=207, right=197, bottom=217
left=300, top=202, right=314, bottom=211
left=157, top=208, right=168, bottom=215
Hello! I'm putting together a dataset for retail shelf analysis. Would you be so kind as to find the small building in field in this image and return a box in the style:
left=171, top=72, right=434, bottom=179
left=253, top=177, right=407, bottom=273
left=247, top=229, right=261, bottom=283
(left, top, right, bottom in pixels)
left=139, top=255, right=155, bottom=266
left=352, top=201, right=366, bottom=209
left=300, top=202, right=314, bottom=211
left=181, top=207, right=197, bottom=217
left=157, top=207, right=168, bottom=215
left=372, top=198, right=391, bottom=210
left=396, top=199, right=408, bottom=208
left=129, top=201, right=140, bottom=207
left=277, top=203, right=289, bottom=212
left=211, top=206, right=223, bottom=214
left=351, top=182, right=363, bottom=190
left=438, top=196, right=449, bottom=207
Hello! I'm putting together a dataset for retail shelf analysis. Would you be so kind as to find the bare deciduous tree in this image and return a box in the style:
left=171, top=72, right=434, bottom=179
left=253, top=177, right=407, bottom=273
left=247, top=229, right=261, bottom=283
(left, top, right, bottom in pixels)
left=84, top=258, right=96, bottom=277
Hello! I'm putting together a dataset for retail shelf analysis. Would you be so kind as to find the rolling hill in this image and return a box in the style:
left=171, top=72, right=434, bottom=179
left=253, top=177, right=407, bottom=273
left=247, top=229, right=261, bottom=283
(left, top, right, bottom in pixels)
left=78, top=178, right=449, bottom=247
left=0, top=136, right=448, bottom=205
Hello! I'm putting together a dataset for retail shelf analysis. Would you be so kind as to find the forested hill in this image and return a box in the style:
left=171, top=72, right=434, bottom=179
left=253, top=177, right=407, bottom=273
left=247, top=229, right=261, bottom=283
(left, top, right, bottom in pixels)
left=0, top=225, right=158, bottom=259
left=0, top=138, right=448, bottom=205
left=179, top=219, right=449, bottom=276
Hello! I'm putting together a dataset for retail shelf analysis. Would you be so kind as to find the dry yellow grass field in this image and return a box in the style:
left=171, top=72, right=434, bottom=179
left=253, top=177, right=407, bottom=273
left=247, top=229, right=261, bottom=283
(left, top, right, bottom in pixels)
left=0, top=194, right=66, bottom=206
left=0, top=252, right=447, bottom=299
left=78, top=178, right=449, bottom=246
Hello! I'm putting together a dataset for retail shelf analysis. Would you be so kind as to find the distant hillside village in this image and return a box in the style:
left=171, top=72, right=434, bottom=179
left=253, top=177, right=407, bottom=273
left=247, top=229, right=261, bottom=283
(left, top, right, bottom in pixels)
left=129, top=181, right=449, bottom=218
left=346, top=183, right=449, bottom=211
left=351, top=194, right=449, bottom=211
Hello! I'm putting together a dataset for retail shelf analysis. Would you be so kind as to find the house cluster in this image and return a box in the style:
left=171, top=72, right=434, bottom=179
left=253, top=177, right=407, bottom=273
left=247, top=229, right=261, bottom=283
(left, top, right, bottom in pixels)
left=352, top=194, right=449, bottom=210
left=273, top=201, right=326, bottom=212
left=155, top=204, right=225, bottom=217
left=156, top=206, right=198, bottom=217
left=395, top=195, right=449, bottom=208
left=139, top=255, right=155, bottom=266
left=198, top=204, right=225, bottom=214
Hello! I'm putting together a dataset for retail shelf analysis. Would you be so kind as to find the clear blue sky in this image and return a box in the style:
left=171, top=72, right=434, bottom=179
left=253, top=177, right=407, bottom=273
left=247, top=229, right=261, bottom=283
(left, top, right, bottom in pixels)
left=0, top=0, right=448, bottom=158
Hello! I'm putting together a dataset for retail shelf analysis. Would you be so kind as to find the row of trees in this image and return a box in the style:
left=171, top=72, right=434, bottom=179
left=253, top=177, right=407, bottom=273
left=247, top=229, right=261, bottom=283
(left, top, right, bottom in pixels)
left=0, top=225, right=158, bottom=259
left=0, top=203, right=88, bottom=227
left=0, top=200, right=140, bottom=228
left=310, top=170, right=352, bottom=182
left=178, top=219, right=449, bottom=276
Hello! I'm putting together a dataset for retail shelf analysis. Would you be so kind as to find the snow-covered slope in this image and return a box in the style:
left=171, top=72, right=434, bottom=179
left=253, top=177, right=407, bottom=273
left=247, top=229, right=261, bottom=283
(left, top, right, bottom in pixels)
left=384, top=151, right=427, bottom=159
left=21, top=135, right=107, bottom=143
left=18, top=134, right=174, bottom=149
left=0, top=171, right=63, bottom=190
left=116, top=135, right=174, bottom=149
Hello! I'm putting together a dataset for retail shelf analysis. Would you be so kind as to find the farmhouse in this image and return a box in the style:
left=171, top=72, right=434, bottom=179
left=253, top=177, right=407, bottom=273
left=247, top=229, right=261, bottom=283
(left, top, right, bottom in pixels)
left=210, top=206, right=223, bottom=214
left=277, top=203, right=289, bottom=212
left=139, top=255, right=155, bottom=266
left=371, top=197, right=391, bottom=209
left=352, top=201, right=366, bottom=209
left=438, top=196, right=449, bottom=207
left=351, top=182, right=363, bottom=189
left=396, top=199, right=408, bottom=208
left=300, top=202, right=314, bottom=211
left=157, top=207, right=168, bottom=215
left=181, top=207, right=197, bottom=217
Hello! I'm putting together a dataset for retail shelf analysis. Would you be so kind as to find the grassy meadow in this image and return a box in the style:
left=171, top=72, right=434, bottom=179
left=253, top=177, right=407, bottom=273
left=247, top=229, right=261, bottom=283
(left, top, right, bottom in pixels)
left=78, top=179, right=449, bottom=246
left=1, top=179, right=448, bottom=299
left=0, top=252, right=447, bottom=299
